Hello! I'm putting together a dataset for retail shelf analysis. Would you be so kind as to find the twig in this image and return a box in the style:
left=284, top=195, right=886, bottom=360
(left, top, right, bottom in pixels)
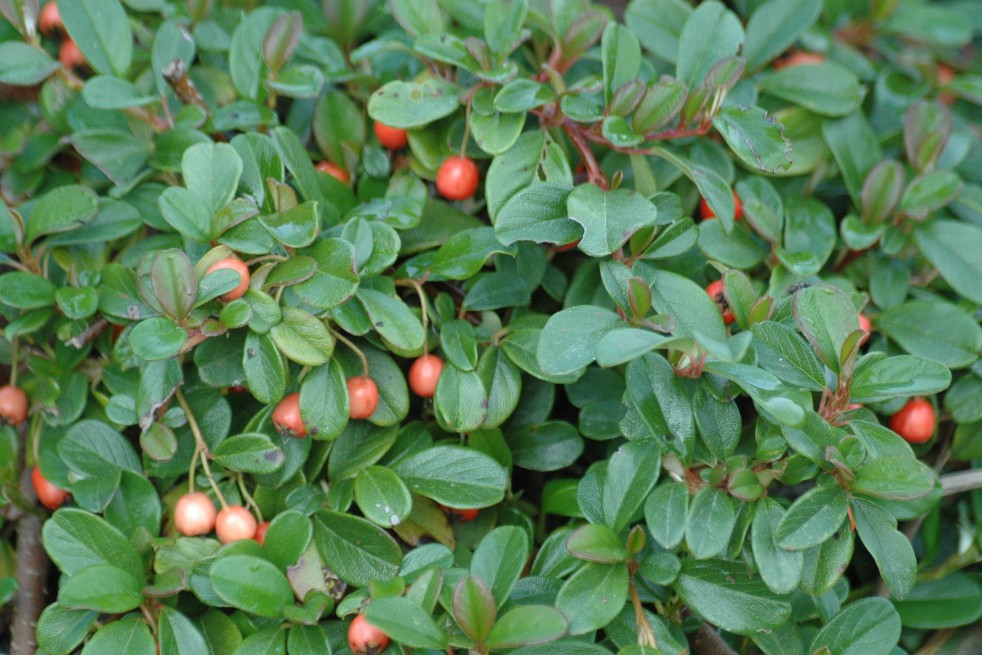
left=175, top=387, right=227, bottom=508
left=162, top=59, right=208, bottom=112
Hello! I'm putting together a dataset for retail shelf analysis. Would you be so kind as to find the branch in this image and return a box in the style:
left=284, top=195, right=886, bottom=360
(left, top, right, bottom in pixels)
left=940, top=468, right=982, bottom=497
left=11, top=468, right=50, bottom=655
left=687, top=621, right=739, bottom=655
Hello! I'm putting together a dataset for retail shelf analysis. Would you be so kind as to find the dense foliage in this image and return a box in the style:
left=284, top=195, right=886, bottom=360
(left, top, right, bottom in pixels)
left=1, top=0, right=982, bottom=653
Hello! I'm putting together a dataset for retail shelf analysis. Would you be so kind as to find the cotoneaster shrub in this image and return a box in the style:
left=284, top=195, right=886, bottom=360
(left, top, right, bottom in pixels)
left=1, top=1, right=982, bottom=654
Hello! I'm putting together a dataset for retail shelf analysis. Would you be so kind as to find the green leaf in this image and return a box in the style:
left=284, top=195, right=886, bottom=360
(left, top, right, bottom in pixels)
left=852, top=455, right=935, bottom=501
left=566, top=524, right=627, bottom=564
left=70, top=129, right=150, bottom=187
left=675, top=559, right=791, bottom=635
left=59, top=565, right=142, bottom=614
left=507, top=421, right=583, bottom=472
left=742, top=0, right=822, bottom=70
left=751, top=498, right=804, bottom=595
left=0, top=272, right=56, bottom=309
left=229, top=7, right=278, bottom=100
left=362, top=597, right=448, bottom=649
left=0, top=42, right=60, bottom=85
left=647, top=269, right=727, bottom=341
left=751, top=321, right=825, bottom=391
left=157, top=606, right=209, bottom=655
left=900, top=171, right=963, bottom=217
left=158, top=188, right=211, bottom=244
left=390, top=0, right=444, bottom=38
left=264, top=511, right=313, bottom=570
left=645, top=481, right=689, bottom=549
left=850, top=355, right=952, bottom=403
left=428, top=226, right=516, bottom=280
left=286, top=624, right=329, bottom=655
left=851, top=498, right=916, bottom=600
left=212, top=433, right=285, bottom=474
left=556, top=562, right=629, bottom=635
left=314, top=510, right=402, bottom=587
left=485, top=605, right=568, bottom=649
left=42, top=509, right=144, bottom=581
left=81, top=619, right=155, bottom=655
left=471, top=526, right=529, bottom=606
left=269, top=307, right=333, bottom=366
left=26, top=185, right=99, bottom=243
left=822, top=113, right=881, bottom=207
left=760, top=63, right=864, bottom=116
left=432, top=364, right=486, bottom=432
left=914, top=219, right=982, bottom=304
left=685, top=486, right=736, bottom=559
left=712, top=106, right=792, bottom=174
left=792, top=285, right=858, bottom=373
left=392, top=445, right=507, bottom=508
left=775, top=484, right=847, bottom=551
left=453, top=576, right=496, bottom=644
left=300, top=360, right=349, bottom=440
left=294, top=238, right=359, bottom=309
left=494, top=184, right=581, bottom=246
left=260, top=202, right=320, bottom=249
left=83, top=76, right=155, bottom=109
left=625, top=0, right=692, bottom=63
left=60, top=0, right=133, bottom=76
left=368, top=78, right=459, bottom=128
left=130, top=317, right=187, bottom=361
left=567, top=184, right=658, bottom=257
left=675, top=0, right=744, bottom=91
left=36, top=604, right=98, bottom=655
left=601, top=23, right=641, bottom=104
left=603, top=441, right=661, bottom=532
left=210, top=555, right=296, bottom=618
left=807, top=597, right=901, bottom=655
left=354, top=465, right=412, bottom=528
left=484, top=0, right=528, bottom=57
left=356, top=288, right=425, bottom=353
left=537, top=306, right=622, bottom=377
left=485, top=131, right=572, bottom=222
left=892, top=574, right=982, bottom=629
left=243, top=331, right=287, bottom=404
left=182, top=142, right=244, bottom=218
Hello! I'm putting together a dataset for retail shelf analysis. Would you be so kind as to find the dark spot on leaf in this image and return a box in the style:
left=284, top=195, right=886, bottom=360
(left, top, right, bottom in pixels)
left=375, top=321, right=384, bottom=327
left=247, top=348, right=256, bottom=358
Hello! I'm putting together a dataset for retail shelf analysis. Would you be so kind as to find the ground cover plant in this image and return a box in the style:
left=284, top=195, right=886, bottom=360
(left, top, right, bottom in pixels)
left=1, top=0, right=982, bottom=653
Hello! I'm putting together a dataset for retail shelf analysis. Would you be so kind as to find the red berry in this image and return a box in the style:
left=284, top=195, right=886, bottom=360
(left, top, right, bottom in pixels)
left=554, top=239, right=581, bottom=253
left=0, top=385, right=28, bottom=425
left=316, top=161, right=350, bottom=184
left=215, top=505, right=258, bottom=544
left=272, top=392, right=306, bottom=437
left=348, top=614, right=389, bottom=655
left=937, top=63, right=957, bottom=106
left=207, top=258, right=250, bottom=301
left=409, top=354, right=444, bottom=398
left=438, top=503, right=479, bottom=523
left=254, top=521, right=270, bottom=546
left=32, top=467, right=70, bottom=510
left=436, top=156, right=479, bottom=200
left=373, top=121, right=408, bottom=150
left=889, top=398, right=936, bottom=444
left=39, top=2, right=62, bottom=35
left=59, top=39, right=84, bottom=68
left=699, top=191, right=742, bottom=222
left=705, top=280, right=735, bottom=326
left=858, top=313, right=872, bottom=334
left=347, top=376, right=379, bottom=420
left=175, top=492, right=217, bottom=536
